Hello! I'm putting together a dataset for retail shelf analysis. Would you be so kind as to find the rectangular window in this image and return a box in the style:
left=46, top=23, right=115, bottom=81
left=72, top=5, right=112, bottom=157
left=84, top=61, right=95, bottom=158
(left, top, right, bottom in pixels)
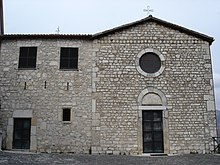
left=63, top=108, right=71, bottom=121
left=18, top=47, right=37, bottom=69
left=60, top=47, right=78, bottom=70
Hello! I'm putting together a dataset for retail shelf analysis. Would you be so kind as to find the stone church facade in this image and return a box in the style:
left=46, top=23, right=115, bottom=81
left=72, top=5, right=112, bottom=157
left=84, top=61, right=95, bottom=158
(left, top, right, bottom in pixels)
left=0, top=15, right=217, bottom=155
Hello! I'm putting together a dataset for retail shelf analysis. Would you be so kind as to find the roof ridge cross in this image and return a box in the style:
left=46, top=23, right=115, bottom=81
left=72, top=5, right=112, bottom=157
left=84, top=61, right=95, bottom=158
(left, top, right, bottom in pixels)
left=144, top=6, right=154, bottom=16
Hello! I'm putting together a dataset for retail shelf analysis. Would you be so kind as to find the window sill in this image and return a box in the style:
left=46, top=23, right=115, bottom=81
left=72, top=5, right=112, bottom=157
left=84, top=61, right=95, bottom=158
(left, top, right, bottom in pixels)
left=18, top=68, right=37, bottom=70
left=59, top=69, right=78, bottom=71
left=63, top=121, right=71, bottom=124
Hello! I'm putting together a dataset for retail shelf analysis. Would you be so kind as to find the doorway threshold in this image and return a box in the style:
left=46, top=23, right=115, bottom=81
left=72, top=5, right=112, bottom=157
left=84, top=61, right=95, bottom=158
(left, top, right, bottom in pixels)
left=150, top=153, right=168, bottom=156
left=140, top=153, right=168, bottom=157
left=3, top=149, right=36, bottom=154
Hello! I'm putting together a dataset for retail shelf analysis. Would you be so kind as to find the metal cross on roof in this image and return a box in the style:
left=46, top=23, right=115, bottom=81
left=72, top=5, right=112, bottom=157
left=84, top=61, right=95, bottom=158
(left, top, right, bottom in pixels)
left=144, top=6, right=154, bottom=16
left=56, top=26, right=60, bottom=34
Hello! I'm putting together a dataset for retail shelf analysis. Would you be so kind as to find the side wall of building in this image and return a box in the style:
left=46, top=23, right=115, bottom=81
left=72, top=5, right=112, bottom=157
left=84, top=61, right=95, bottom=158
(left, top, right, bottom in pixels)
left=92, top=22, right=216, bottom=154
left=0, top=39, right=94, bottom=153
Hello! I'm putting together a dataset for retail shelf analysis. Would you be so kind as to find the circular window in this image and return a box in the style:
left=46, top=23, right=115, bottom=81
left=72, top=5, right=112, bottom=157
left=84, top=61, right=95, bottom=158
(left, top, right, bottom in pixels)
left=139, top=52, right=161, bottom=73
left=136, top=49, right=165, bottom=77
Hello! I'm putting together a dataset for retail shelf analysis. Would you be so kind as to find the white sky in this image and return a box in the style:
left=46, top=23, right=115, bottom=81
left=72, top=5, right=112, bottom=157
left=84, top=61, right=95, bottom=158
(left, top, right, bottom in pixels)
left=4, top=0, right=220, bottom=109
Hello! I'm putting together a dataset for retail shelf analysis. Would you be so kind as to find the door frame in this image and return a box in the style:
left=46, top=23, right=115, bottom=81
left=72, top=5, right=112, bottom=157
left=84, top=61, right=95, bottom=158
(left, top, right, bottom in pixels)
left=142, top=110, right=164, bottom=153
left=13, top=118, right=31, bottom=149
left=5, top=110, right=37, bottom=151
left=138, top=108, right=169, bottom=154
left=137, top=87, right=169, bottom=154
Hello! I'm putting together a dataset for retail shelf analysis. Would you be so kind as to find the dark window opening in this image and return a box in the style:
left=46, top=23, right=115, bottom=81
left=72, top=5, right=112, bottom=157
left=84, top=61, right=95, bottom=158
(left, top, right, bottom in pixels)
left=139, top=52, right=161, bottom=74
left=63, top=108, right=71, bottom=121
left=18, top=47, right=37, bottom=69
left=60, top=47, right=78, bottom=69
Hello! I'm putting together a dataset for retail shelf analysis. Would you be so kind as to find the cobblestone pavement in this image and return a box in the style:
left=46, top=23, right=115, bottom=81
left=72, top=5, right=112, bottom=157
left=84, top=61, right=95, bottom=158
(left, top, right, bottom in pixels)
left=0, top=151, right=220, bottom=165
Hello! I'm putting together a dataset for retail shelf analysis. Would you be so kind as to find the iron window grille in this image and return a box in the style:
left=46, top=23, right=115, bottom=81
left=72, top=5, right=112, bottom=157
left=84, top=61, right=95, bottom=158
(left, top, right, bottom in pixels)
left=18, top=47, right=37, bottom=69
left=60, top=47, right=78, bottom=70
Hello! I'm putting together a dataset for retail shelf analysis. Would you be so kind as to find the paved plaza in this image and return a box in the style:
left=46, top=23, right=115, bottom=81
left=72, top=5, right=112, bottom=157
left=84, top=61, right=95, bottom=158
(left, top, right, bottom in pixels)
left=0, top=151, right=220, bottom=165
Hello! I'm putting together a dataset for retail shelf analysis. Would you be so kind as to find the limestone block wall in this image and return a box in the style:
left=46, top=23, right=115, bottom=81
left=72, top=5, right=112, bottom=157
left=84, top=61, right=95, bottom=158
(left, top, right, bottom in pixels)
left=0, top=39, right=94, bottom=153
left=93, top=22, right=216, bottom=154
left=0, top=21, right=217, bottom=155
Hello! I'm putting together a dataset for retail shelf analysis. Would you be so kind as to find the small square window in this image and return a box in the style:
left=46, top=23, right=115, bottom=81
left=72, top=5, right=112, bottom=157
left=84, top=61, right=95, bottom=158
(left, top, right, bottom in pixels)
left=63, top=108, right=71, bottom=121
left=18, top=47, right=37, bottom=69
left=60, top=47, right=78, bottom=70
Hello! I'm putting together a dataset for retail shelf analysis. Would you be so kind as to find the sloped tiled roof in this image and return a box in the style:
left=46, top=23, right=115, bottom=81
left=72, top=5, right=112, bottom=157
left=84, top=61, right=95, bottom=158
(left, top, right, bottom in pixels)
left=0, top=15, right=214, bottom=45
left=0, top=34, right=92, bottom=40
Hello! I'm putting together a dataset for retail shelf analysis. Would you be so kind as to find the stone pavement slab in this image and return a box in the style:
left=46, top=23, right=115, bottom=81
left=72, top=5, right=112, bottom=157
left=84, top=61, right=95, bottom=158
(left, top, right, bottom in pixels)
left=0, top=151, right=220, bottom=165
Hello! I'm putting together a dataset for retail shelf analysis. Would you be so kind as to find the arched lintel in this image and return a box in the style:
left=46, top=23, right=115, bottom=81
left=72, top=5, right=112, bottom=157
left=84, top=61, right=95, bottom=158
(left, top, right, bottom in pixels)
left=138, top=87, right=167, bottom=107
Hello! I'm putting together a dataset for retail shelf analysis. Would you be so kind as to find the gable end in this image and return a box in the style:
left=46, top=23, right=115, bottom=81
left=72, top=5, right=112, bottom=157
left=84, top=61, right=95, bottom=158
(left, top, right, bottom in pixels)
left=92, top=15, right=214, bottom=45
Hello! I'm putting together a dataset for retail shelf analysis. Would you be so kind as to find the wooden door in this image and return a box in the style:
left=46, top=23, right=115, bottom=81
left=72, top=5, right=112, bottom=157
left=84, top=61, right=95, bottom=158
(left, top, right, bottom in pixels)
left=143, top=111, right=164, bottom=153
left=13, top=118, right=31, bottom=149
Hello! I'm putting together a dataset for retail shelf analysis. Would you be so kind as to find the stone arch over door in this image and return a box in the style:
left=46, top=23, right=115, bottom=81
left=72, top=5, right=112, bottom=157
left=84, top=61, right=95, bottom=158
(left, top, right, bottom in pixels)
left=137, top=87, right=169, bottom=154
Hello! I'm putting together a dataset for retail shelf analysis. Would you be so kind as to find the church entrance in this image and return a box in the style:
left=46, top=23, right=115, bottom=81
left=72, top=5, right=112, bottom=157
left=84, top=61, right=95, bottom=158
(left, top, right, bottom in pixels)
left=142, top=111, right=164, bottom=153
left=13, top=118, right=31, bottom=149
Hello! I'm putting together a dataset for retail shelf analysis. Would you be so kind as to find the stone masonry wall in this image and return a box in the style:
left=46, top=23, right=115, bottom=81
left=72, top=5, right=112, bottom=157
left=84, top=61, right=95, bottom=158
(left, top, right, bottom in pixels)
left=93, top=22, right=216, bottom=154
left=0, top=20, right=217, bottom=155
left=0, top=39, right=94, bottom=153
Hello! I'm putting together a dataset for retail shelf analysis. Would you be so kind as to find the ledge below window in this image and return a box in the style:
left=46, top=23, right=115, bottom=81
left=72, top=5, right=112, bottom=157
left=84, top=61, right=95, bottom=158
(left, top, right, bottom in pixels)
left=18, top=68, right=37, bottom=70
left=59, top=69, right=79, bottom=71
left=63, top=121, right=71, bottom=124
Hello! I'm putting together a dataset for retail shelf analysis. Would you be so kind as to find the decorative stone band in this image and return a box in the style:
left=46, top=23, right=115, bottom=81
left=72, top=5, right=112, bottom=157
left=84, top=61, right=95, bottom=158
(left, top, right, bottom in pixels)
left=138, top=106, right=166, bottom=110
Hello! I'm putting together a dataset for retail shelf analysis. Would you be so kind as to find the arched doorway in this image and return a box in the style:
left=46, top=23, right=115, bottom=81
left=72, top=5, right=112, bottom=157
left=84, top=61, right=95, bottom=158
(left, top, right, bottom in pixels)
left=137, top=87, right=169, bottom=154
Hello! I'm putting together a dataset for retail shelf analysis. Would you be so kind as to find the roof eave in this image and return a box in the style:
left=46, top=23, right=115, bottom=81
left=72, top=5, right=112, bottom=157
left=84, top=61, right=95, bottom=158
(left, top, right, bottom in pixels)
left=92, top=15, right=214, bottom=45
left=0, top=16, right=214, bottom=45
left=0, top=34, right=93, bottom=40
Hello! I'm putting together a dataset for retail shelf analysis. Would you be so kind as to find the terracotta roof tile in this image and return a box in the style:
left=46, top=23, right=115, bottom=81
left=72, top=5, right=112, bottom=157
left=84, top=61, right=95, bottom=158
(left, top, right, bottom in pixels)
left=0, top=34, right=92, bottom=40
